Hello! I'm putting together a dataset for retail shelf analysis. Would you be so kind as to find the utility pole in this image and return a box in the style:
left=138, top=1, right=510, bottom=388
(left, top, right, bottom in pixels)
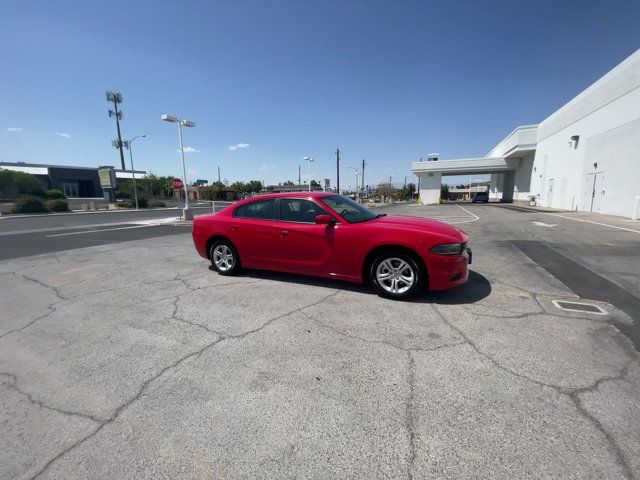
left=417, top=157, right=422, bottom=192
left=404, top=176, right=407, bottom=188
left=218, top=166, right=221, bottom=183
left=361, top=159, right=366, bottom=199
left=298, top=165, right=301, bottom=186
left=336, top=148, right=341, bottom=195
left=106, top=91, right=126, bottom=170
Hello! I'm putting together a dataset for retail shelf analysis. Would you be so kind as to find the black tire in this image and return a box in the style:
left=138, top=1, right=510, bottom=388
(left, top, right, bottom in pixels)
left=209, top=239, right=241, bottom=276
left=369, top=252, right=424, bottom=300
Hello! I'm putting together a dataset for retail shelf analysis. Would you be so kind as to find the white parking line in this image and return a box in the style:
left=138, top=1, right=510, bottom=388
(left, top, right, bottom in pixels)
left=46, top=225, right=154, bottom=237
left=454, top=204, right=480, bottom=220
left=539, top=212, right=640, bottom=234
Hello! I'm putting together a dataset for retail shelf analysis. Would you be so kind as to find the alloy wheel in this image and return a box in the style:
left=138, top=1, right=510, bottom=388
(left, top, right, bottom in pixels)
left=213, top=244, right=235, bottom=272
left=375, top=257, right=415, bottom=294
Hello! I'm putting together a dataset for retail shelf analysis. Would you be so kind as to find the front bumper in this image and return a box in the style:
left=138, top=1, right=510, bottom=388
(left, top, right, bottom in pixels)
left=426, top=248, right=471, bottom=291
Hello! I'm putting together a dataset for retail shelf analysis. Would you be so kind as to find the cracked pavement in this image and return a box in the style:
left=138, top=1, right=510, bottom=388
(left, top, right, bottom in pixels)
left=1, top=204, right=639, bottom=479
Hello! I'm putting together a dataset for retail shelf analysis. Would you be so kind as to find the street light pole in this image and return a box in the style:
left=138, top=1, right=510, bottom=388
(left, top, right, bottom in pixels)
left=177, top=122, right=189, bottom=211
left=162, top=114, right=196, bottom=220
left=304, top=156, right=314, bottom=192
left=346, top=166, right=360, bottom=201
left=124, top=134, right=146, bottom=210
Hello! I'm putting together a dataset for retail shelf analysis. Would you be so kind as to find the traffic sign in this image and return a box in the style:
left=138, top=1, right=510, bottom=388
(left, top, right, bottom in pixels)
left=172, top=178, right=184, bottom=190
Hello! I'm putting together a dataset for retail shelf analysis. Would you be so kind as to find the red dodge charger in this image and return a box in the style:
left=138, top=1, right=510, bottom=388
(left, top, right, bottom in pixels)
left=192, top=193, right=470, bottom=300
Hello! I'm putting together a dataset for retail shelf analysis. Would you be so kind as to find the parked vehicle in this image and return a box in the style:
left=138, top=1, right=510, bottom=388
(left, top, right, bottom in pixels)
left=471, top=191, right=489, bottom=203
left=192, top=193, right=471, bottom=299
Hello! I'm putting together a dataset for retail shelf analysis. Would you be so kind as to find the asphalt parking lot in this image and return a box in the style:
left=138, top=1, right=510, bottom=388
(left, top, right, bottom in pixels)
left=1, top=203, right=639, bottom=479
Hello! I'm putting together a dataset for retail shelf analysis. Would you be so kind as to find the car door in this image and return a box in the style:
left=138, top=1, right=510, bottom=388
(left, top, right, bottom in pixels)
left=273, top=198, right=337, bottom=273
left=227, top=199, right=280, bottom=267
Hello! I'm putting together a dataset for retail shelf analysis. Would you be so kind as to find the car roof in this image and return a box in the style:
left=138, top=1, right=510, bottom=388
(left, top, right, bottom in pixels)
left=241, top=191, right=335, bottom=201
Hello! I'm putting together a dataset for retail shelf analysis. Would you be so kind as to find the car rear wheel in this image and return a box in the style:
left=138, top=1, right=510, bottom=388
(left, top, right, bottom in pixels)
left=370, top=253, right=423, bottom=300
left=210, top=240, right=241, bottom=276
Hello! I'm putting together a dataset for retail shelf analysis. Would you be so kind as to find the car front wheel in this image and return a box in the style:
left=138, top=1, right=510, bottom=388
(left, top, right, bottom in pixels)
left=370, top=253, right=423, bottom=300
left=210, top=240, right=241, bottom=276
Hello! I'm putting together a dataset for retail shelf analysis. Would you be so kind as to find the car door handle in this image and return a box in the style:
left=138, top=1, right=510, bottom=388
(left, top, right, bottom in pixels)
left=231, top=225, right=239, bottom=230
left=279, top=230, right=288, bottom=237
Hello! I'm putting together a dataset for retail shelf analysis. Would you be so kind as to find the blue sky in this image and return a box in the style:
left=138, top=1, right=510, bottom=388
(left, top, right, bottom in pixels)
left=1, top=0, right=639, bottom=188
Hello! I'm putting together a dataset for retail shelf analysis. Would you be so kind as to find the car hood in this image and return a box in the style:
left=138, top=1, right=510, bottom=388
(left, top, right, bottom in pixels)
left=372, top=214, right=467, bottom=241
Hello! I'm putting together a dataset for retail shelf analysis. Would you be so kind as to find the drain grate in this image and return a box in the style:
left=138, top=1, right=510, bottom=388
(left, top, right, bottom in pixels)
left=552, top=300, right=608, bottom=315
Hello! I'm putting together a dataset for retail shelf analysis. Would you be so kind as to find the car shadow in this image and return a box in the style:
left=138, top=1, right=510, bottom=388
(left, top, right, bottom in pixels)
left=210, top=266, right=491, bottom=305
left=426, top=271, right=491, bottom=305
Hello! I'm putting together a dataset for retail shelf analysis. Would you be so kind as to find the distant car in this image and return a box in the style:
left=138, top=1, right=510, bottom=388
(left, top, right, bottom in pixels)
left=192, top=193, right=471, bottom=300
left=471, top=191, right=489, bottom=203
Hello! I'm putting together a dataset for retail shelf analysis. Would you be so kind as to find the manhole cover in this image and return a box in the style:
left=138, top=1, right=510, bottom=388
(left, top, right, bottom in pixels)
left=552, top=300, right=608, bottom=315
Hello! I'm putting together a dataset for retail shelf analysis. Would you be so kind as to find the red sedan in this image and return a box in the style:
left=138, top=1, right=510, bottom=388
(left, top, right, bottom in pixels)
left=192, top=193, right=470, bottom=300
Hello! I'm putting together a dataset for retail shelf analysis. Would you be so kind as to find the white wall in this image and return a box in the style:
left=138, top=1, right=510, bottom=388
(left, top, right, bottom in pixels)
left=530, top=49, right=640, bottom=217
left=513, top=153, right=534, bottom=201
left=418, top=172, right=442, bottom=204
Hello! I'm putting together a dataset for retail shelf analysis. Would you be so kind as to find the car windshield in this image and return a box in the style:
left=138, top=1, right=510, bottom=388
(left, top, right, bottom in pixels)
left=320, top=195, right=380, bottom=223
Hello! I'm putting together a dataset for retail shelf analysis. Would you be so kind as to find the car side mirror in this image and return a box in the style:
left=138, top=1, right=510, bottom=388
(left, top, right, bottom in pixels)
left=315, top=214, right=335, bottom=225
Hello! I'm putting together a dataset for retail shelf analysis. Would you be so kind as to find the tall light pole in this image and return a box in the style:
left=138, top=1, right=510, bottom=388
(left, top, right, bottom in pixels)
left=361, top=159, right=366, bottom=199
left=336, top=149, right=341, bottom=195
left=304, top=156, right=314, bottom=192
left=346, top=166, right=360, bottom=202
left=162, top=114, right=196, bottom=219
left=123, top=134, right=147, bottom=210
left=106, top=91, right=127, bottom=171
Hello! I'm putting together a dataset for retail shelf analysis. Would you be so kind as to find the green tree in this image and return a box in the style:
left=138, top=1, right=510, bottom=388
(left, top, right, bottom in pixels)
left=230, top=181, right=246, bottom=192
left=0, top=169, right=14, bottom=193
left=310, top=179, right=319, bottom=187
left=283, top=180, right=294, bottom=186
left=246, top=180, right=263, bottom=193
left=377, top=182, right=395, bottom=199
left=12, top=172, right=40, bottom=194
left=441, top=184, right=450, bottom=200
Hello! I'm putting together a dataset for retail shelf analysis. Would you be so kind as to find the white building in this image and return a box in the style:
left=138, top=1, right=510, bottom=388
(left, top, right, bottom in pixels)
left=412, top=49, right=640, bottom=219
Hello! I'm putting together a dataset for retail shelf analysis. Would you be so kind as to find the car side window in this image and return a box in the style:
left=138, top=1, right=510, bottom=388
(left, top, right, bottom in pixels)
left=280, top=199, right=328, bottom=223
left=234, top=199, right=276, bottom=220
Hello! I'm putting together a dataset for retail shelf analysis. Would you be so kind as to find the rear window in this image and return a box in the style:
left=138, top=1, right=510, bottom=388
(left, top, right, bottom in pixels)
left=234, top=199, right=276, bottom=220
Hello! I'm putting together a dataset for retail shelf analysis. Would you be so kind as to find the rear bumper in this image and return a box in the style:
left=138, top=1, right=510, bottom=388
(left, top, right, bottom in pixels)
left=192, top=228, right=210, bottom=259
left=426, top=249, right=470, bottom=291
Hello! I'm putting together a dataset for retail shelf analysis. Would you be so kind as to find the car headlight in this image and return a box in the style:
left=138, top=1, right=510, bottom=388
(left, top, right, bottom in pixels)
left=430, top=243, right=465, bottom=255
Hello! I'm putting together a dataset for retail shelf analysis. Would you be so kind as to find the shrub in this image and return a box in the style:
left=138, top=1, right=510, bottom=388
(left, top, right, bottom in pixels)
left=45, top=189, right=65, bottom=199
left=47, top=199, right=70, bottom=212
left=11, top=196, right=49, bottom=214
left=115, top=201, right=134, bottom=209
left=137, top=197, right=148, bottom=208
left=115, top=190, right=131, bottom=199
left=151, top=201, right=167, bottom=208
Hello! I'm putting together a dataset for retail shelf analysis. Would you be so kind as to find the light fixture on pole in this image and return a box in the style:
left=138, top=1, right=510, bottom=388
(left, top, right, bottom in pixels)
left=346, top=166, right=360, bottom=202
left=123, top=134, right=147, bottom=210
left=303, top=156, right=314, bottom=192
left=162, top=114, right=196, bottom=220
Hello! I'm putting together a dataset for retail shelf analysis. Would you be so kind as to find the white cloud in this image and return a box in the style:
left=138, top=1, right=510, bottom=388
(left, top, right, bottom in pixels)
left=56, top=132, right=71, bottom=138
left=258, top=163, right=275, bottom=172
left=6, top=127, right=23, bottom=132
left=178, top=146, right=200, bottom=153
left=228, top=143, right=250, bottom=151
left=188, top=169, right=198, bottom=174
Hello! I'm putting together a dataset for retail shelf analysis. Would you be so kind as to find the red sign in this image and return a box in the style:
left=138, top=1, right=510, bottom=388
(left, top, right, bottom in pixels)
left=172, top=178, right=184, bottom=190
